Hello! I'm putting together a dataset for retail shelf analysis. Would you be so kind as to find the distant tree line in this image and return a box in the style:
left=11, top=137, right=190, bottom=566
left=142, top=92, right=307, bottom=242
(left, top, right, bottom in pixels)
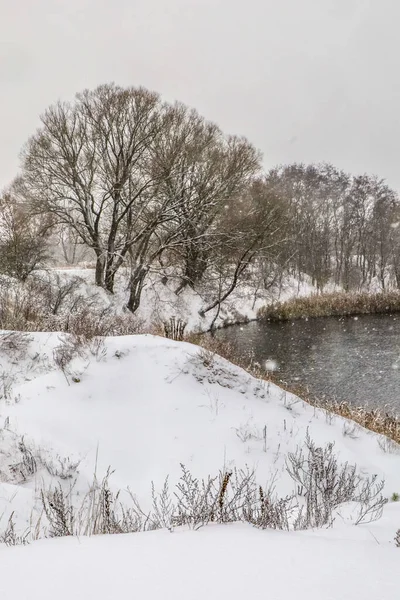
left=0, top=83, right=399, bottom=313
left=265, top=164, right=400, bottom=291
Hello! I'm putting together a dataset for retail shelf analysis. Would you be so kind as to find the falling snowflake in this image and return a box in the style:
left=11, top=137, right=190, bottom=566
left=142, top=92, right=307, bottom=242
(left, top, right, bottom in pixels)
left=265, top=359, right=278, bottom=372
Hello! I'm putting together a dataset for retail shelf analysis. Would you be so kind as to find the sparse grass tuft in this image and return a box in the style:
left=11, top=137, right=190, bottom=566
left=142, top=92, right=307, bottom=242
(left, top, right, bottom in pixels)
left=395, top=529, right=400, bottom=547
left=0, top=513, right=29, bottom=547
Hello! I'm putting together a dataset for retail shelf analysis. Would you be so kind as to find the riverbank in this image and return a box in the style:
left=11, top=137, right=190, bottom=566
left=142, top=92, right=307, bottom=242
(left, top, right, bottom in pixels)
left=258, top=290, right=400, bottom=322
left=1, top=331, right=400, bottom=542
left=188, top=332, right=400, bottom=446
left=5, top=267, right=400, bottom=336
left=1, top=268, right=315, bottom=335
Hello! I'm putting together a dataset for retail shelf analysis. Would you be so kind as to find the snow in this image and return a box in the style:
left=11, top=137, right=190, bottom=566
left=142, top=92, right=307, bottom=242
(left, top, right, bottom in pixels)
left=0, top=334, right=400, bottom=510
left=0, top=521, right=399, bottom=600
left=1, top=333, right=400, bottom=514
left=50, top=266, right=317, bottom=332
left=1, top=332, right=400, bottom=597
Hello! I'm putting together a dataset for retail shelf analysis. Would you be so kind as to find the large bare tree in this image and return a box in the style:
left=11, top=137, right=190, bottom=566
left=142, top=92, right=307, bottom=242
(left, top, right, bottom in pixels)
left=21, top=83, right=162, bottom=292
left=149, top=103, right=262, bottom=293
left=21, top=86, right=263, bottom=312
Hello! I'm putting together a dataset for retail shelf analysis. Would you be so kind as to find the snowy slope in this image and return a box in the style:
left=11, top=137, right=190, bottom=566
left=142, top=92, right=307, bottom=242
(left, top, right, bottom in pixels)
left=1, top=333, right=400, bottom=530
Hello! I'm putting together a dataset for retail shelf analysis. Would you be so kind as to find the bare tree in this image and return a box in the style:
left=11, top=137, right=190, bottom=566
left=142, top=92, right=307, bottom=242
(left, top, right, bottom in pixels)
left=0, top=187, right=52, bottom=281
left=55, top=225, right=93, bottom=266
left=149, top=103, right=262, bottom=293
left=123, top=103, right=263, bottom=312
left=21, top=83, right=162, bottom=292
left=20, top=85, right=264, bottom=313
left=199, top=179, right=287, bottom=326
left=263, top=163, right=400, bottom=292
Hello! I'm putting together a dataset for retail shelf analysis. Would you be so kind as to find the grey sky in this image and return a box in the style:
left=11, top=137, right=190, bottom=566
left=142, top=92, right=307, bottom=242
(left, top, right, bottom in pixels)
left=1, top=0, right=400, bottom=189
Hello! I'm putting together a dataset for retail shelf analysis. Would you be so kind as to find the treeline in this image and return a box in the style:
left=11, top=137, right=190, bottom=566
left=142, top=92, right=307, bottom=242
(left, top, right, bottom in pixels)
left=266, top=164, right=400, bottom=291
left=0, top=83, right=399, bottom=315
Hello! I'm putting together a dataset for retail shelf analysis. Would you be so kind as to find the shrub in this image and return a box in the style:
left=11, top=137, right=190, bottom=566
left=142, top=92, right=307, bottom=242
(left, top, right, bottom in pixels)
left=0, top=274, right=143, bottom=336
left=0, top=513, right=29, bottom=547
left=287, top=431, right=386, bottom=528
left=0, top=190, right=52, bottom=282
left=30, top=437, right=387, bottom=542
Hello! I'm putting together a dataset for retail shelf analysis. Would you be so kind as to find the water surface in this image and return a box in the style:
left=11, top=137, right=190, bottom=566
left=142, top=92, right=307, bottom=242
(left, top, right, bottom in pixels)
left=215, top=315, right=400, bottom=409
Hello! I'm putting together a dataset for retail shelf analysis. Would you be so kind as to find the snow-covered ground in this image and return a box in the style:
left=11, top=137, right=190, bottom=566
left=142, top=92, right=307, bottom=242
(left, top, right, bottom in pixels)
left=1, top=519, right=400, bottom=600
left=0, top=332, right=400, bottom=598
left=3, top=333, right=400, bottom=507
left=48, top=266, right=317, bottom=332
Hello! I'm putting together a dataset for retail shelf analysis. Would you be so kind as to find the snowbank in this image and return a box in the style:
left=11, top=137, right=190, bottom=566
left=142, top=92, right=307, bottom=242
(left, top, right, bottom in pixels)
left=1, top=333, right=400, bottom=524
left=0, top=521, right=399, bottom=600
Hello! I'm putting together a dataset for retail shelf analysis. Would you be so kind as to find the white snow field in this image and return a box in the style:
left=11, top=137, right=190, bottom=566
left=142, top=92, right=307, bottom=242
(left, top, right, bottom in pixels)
left=0, top=332, right=399, bottom=599
left=1, top=520, right=400, bottom=600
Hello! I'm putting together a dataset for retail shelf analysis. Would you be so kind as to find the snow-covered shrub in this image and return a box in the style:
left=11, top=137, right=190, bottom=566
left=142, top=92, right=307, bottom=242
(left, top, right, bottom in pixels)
left=286, top=431, right=387, bottom=528
left=0, top=273, right=144, bottom=336
left=33, top=437, right=387, bottom=541
left=64, top=306, right=143, bottom=338
left=41, top=487, right=74, bottom=538
left=0, top=332, right=31, bottom=359
left=0, top=514, right=29, bottom=547
left=9, top=437, right=37, bottom=483
left=40, top=469, right=143, bottom=538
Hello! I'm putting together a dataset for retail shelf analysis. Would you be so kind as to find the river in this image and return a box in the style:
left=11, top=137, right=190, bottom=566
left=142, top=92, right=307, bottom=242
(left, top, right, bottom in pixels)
left=214, top=314, right=400, bottom=410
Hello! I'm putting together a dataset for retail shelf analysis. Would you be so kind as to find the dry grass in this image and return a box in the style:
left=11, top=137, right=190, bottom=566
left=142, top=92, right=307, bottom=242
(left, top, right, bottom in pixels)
left=0, top=274, right=143, bottom=337
left=5, top=440, right=386, bottom=545
left=258, top=290, right=400, bottom=322
left=395, top=529, right=400, bottom=547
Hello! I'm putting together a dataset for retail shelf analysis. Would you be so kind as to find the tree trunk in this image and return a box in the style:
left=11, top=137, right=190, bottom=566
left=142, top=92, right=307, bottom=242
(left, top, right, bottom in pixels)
left=104, top=266, right=116, bottom=294
left=95, top=253, right=106, bottom=287
left=127, top=265, right=149, bottom=313
left=183, top=243, right=208, bottom=288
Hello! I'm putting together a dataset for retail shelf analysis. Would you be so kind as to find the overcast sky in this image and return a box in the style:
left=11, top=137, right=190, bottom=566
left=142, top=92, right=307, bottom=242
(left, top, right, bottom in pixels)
left=1, top=0, right=400, bottom=189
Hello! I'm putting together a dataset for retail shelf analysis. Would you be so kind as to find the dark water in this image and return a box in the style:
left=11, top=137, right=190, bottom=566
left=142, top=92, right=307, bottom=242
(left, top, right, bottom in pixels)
left=215, top=315, right=400, bottom=409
